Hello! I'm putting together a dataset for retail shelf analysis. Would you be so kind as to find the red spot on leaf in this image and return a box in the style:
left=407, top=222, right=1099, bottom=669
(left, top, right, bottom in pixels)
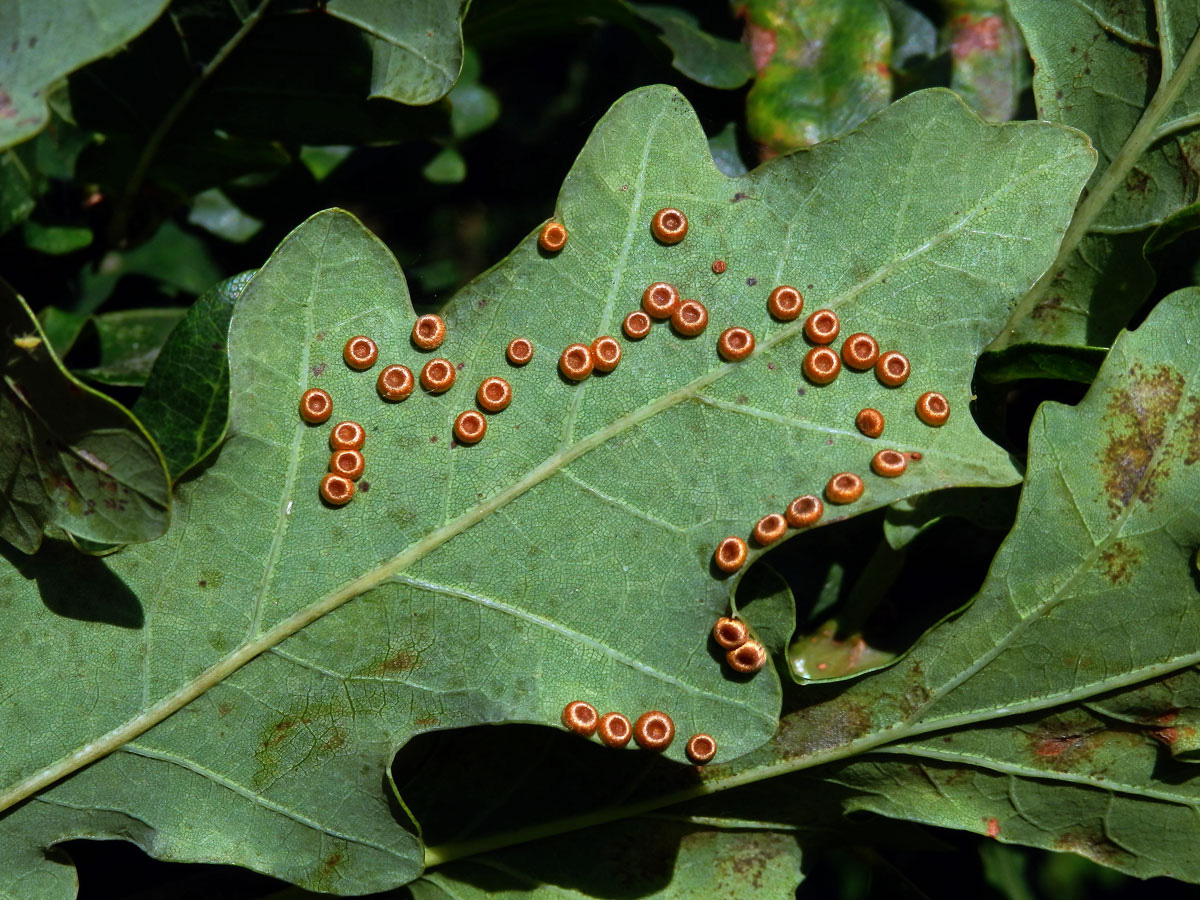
left=986, top=818, right=1000, bottom=838
left=743, top=23, right=776, bottom=73
left=1152, top=727, right=1179, bottom=746
left=951, top=15, right=1003, bottom=59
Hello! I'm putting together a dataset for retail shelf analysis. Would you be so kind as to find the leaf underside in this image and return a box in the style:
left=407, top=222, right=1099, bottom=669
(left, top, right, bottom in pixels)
left=671, top=288, right=1200, bottom=883
left=0, top=85, right=1091, bottom=894
left=0, top=286, right=170, bottom=554
left=994, top=0, right=1200, bottom=365
left=0, top=0, right=169, bottom=151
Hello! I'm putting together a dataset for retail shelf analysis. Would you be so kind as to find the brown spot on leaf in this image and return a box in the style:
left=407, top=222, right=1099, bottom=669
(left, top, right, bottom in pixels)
left=1125, top=168, right=1150, bottom=194
left=414, top=715, right=439, bottom=727
left=1097, top=539, right=1142, bottom=585
left=1184, top=394, right=1200, bottom=465
left=776, top=700, right=872, bottom=760
left=1053, top=831, right=1128, bottom=867
left=1099, top=363, right=1184, bottom=513
left=376, top=650, right=418, bottom=674
left=0, top=90, right=15, bottom=119
left=218, top=702, right=232, bottom=717
left=1033, top=733, right=1087, bottom=758
left=1031, top=294, right=1063, bottom=321
left=1152, top=726, right=1178, bottom=746
left=263, top=717, right=297, bottom=749
left=311, top=363, right=325, bottom=377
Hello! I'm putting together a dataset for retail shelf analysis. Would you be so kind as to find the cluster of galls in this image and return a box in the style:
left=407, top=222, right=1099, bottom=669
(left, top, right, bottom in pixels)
left=712, top=616, right=767, bottom=675
left=298, top=318, right=531, bottom=505
left=560, top=701, right=717, bottom=765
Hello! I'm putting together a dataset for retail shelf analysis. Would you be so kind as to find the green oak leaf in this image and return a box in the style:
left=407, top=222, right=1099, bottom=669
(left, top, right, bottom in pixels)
left=74, top=308, right=186, bottom=388
left=543, top=286, right=1200, bottom=883
left=20, top=220, right=92, bottom=255
left=329, top=0, right=469, bottom=106
left=0, top=0, right=168, bottom=151
left=134, top=272, right=253, bottom=483
left=415, top=286, right=1200, bottom=884
left=0, top=283, right=170, bottom=554
left=742, top=0, right=893, bottom=157
left=1085, top=666, right=1200, bottom=762
left=989, top=1, right=1200, bottom=373
left=186, top=188, right=264, bottom=244
left=829, top=694, right=1200, bottom=878
left=628, top=3, right=755, bottom=90
left=0, top=86, right=1089, bottom=894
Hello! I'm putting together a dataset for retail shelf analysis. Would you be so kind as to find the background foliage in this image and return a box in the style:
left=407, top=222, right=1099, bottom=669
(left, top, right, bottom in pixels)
left=2, top=0, right=1200, bottom=898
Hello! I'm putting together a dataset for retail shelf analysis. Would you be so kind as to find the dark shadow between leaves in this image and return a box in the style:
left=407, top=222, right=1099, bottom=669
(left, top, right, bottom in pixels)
left=1, top=537, right=143, bottom=628
left=392, top=722, right=702, bottom=896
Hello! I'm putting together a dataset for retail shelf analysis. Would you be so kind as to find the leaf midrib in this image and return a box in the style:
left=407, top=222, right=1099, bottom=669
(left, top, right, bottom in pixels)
left=420, top=292, right=1200, bottom=870
left=890, top=744, right=1199, bottom=807
left=0, top=138, right=1086, bottom=815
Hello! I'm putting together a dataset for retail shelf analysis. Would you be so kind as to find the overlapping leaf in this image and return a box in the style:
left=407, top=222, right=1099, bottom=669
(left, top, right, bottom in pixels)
left=414, top=287, right=1200, bottom=889
left=942, top=0, right=1026, bottom=122
left=0, top=86, right=1089, bottom=894
left=742, top=0, right=893, bottom=156
left=327, top=0, right=469, bottom=106
left=134, top=271, right=253, bottom=482
left=989, top=1, right=1200, bottom=378
left=0, top=0, right=168, bottom=151
left=0, top=283, right=170, bottom=554
left=638, top=288, right=1200, bottom=881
